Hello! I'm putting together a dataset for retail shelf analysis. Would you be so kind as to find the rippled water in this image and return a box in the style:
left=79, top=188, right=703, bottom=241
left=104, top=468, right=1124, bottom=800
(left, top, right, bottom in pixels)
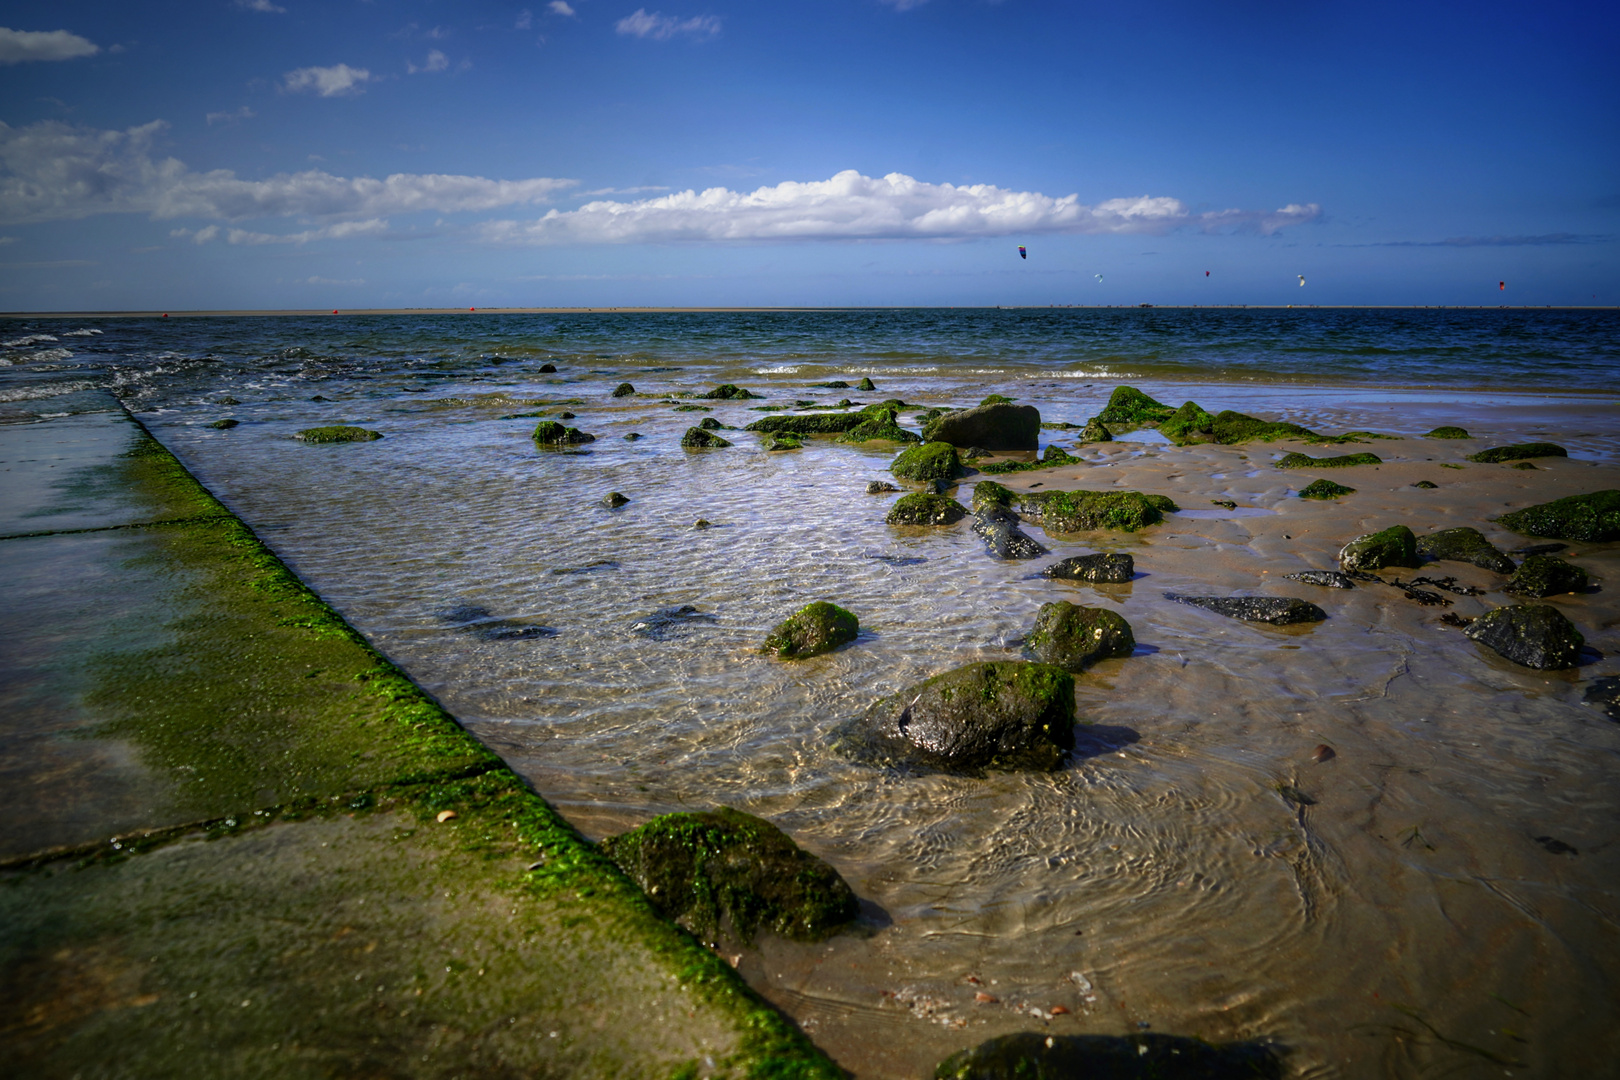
left=4, top=309, right=1619, bottom=1077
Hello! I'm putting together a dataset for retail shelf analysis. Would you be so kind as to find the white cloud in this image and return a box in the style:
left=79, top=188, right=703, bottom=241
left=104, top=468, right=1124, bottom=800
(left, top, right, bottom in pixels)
left=516, top=9, right=534, bottom=29
left=306, top=276, right=365, bottom=286
left=615, top=9, right=721, bottom=40
left=235, top=0, right=287, bottom=13
left=476, top=170, right=1321, bottom=244
left=0, top=27, right=100, bottom=64
left=205, top=106, right=255, bottom=126
left=549, top=2, right=577, bottom=15
left=175, top=221, right=388, bottom=245
left=0, top=119, right=576, bottom=225
left=408, top=49, right=449, bottom=74
left=283, top=63, right=373, bottom=97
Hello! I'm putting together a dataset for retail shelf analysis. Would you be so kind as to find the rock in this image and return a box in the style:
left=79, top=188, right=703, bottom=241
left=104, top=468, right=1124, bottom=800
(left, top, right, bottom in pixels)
left=762, top=601, right=859, bottom=659
left=623, top=432, right=643, bottom=441
left=1468, top=442, right=1568, bottom=463
left=1095, top=386, right=1175, bottom=425
left=1497, top=490, right=1620, bottom=541
left=599, top=807, right=857, bottom=944
left=218, top=396, right=241, bottom=405
left=922, top=478, right=949, bottom=495
left=681, top=427, right=732, bottom=448
left=1298, top=478, right=1355, bottom=499
left=921, top=403, right=1041, bottom=451
left=856, top=377, right=876, bottom=391
left=538, top=362, right=557, bottom=372
left=866, top=480, right=899, bottom=493
left=1210, top=499, right=1238, bottom=509
left=532, top=420, right=595, bottom=445
left=1507, top=554, right=1591, bottom=597
left=1512, top=461, right=1538, bottom=470
left=557, top=411, right=576, bottom=420
left=698, top=383, right=762, bottom=400
left=1025, top=601, right=1134, bottom=672
left=1416, top=526, right=1516, bottom=573
left=934, top=1032, right=1284, bottom=1080
left=630, top=604, right=717, bottom=639
left=886, top=493, right=968, bottom=526
left=1164, top=593, right=1327, bottom=625
left=810, top=380, right=850, bottom=389
left=1078, top=417, right=1113, bottom=442
left=1513, top=542, right=1567, bottom=556
left=890, top=441, right=964, bottom=482
left=962, top=446, right=990, bottom=460
left=977, top=444, right=1083, bottom=475
left=1464, top=604, right=1584, bottom=669
left=1041, top=553, right=1134, bottom=583
left=602, top=491, right=629, bottom=508
left=1583, top=676, right=1620, bottom=721
left=209, top=418, right=239, bottom=429
left=612, top=382, right=635, bottom=397
left=972, top=510, right=1048, bottom=559
left=974, top=480, right=1176, bottom=533
left=979, top=394, right=1014, bottom=405
left=835, top=661, right=1076, bottom=774
left=296, top=425, right=382, bottom=443
left=837, top=408, right=921, bottom=444
left=699, top=416, right=724, bottom=430
left=1338, top=525, right=1420, bottom=571
left=1284, top=571, right=1354, bottom=590
left=746, top=413, right=867, bottom=435
left=693, top=519, right=712, bottom=529
left=1275, top=452, right=1382, bottom=468
left=764, top=433, right=802, bottom=451
left=1206, top=410, right=1325, bottom=444
left=1425, top=426, right=1471, bottom=439
left=1412, top=480, right=1439, bottom=489
left=442, top=604, right=557, bottom=641
left=672, top=404, right=712, bottom=412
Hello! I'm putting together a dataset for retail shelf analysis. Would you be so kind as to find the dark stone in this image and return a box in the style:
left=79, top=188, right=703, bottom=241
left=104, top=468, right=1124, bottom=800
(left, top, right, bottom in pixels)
left=1164, top=593, right=1327, bottom=625
left=623, top=432, right=643, bottom=441
left=856, top=377, right=876, bottom=391
left=1025, top=601, right=1134, bottom=672
left=296, top=425, right=382, bottom=443
left=1513, top=542, right=1567, bottom=556
left=612, top=382, right=635, bottom=397
left=441, top=604, right=556, bottom=641
left=601, top=491, right=629, bottom=508
left=1095, top=386, right=1175, bottom=425
left=630, top=604, right=718, bottom=640
left=1416, top=526, right=1516, bottom=574
left=1298, top=478, right=1355, bottom=499
left=1507, top=554, right=1591, bottom=597
left=1497, top=490, right=1620, bottom=542
left=934, top=1032, right=1283, bottom=1080
left=810, top=380, right=850, bottom=389
left=866, top=481, right=899, bottom=493
left=209, top=418, right=239, bottom=429
left=698, top=416, right=723, bottom=430
left=1210, top=499, right=1238, bottom=509
left=1424, top=426, right=1471, bottom=439
left=891, top=441, right=964, bottom=482
left=746, top=413, right=867, bottom=435
left=762, top=601, right=859, bottom=659
left=217, top=396, right=241, bottom=406
left=532, top=420, right=595, bottom=445
left=921, top=403, right=1041, bottom=451
left=557, top=411, right=576, bottom=420
left=698, top=383, right=762, bottom=400
left=1042, top=553, right=1134, bottom=583
left=598, top=807, right=857, bottom=945
left=1275, top=452, right=1382, bottom=469
left=886, top=493, right=968, bottom=526
left=971, top=511, right=1048, bottom=559
left=922, top=478, right=949, bottom=495
left=835, top=661, right=1076, bottom=774
left=538, top=362, right=556, bottom=372
left=681, top=427, right=733, bottom=448
left=1468, top=442, right=1568, bottom=463
left=1582, top=676, right=1620, bottom=721
left=1412, top=480, right=1439, bottom=489
left=672, top=404, right=712, bottom=413
left=1285, top=570, right=1357, bottom=589
left=1338, top=525, right=1420, bottom=571
left=1464, top=604, right=1584, bottom=669
left=1512, top=461, right=1538, bottom=470
left=1079, top=416, right=1113, bottom=442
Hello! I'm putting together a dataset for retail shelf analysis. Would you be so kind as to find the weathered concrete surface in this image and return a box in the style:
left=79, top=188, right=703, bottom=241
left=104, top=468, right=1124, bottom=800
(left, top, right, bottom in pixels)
left=0, top=397, right=842, bottom=1079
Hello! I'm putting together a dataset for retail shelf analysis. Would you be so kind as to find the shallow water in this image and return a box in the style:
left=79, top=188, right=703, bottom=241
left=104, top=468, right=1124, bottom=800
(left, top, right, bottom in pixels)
left=4, top=309, right=1619, bottom=1077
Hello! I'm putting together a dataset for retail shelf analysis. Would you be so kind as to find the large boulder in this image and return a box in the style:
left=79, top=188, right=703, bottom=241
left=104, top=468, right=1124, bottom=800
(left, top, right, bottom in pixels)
left=599, top=807, right=857, bottom=944
left=762, top=601, right=859, bottom=659
left=1041, top=553, right=1134, bottom=583
left=835, top=661, right=1076, bottom=774
left=891, top=441, right=964, bottom=482
left=1026, top=601, right=1134, bottom=671
left=1497, top=490, right=1620, bottom=542
left=935, top=1033, right=1284, bottom=1080
left=886, top=493, right=968, bottom=525
left=1507, top=555, right=1591, bottom=597
left=921, top=403, right=1040, bottom=451
left=681, top=426, right=732, bottom=448
left=1165, top=593, right=1326, bottom=625
left=1338, top=525, right=1420, bottom=571
left=1416, top=526, right=1515, bottom=573
left=1159, top=401, right=1216, bottom=444
left=1467, top=442, right=1568, bottom=463
left=1465, top=605, right=1584, bottom=669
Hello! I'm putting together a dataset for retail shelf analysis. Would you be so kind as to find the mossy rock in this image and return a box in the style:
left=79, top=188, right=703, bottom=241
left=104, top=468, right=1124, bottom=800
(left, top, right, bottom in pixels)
left=1468, top=442, right=1569, bottom=464
left=921, top=403, right=1041, bottom=451
left=1339, top=525, right=1420, bottom=571
left=209, top=418, right=239, bottom=430
left=1298, top=478, right=1355, bottom=499
left=1159, top=401, right=1216, bottom=444
left=538, top=362, right=557, bottom=372
left=1078, top=417, right=1113, bottom=443
left=762, top=601, right=859, bottom=659
left=698, top=383, right=763, bottom=400
left=977, top=444, right=1082, bottom=475
left=1412, top=480, right=1439, bottom=489
left=532, top=421, right=595, bottom=445
left=1095, top=386, right=1175, bottom=425
left=979, top=394, right=1014, bottom=406
left=1425, top=426, right=1472, bottom=439
left=1041, top=553, right=1134, bottom=583
left=1464, top=605, right=1585, bottom=670
left=891, top=441, right=963, bottom=482
left=1507, top=555, right=1591, bottom=597
left=886, top=492, right=968, bottom=526
left=611, top=382, right=635, bottom=397
left=1025, top=601, right=1135, bottom=672
left=836, top=661, right=1076, bottom=775
left=295, top=425, right=382, bottom=443
left=763, top=433, right=803, bottom=451
left=698, top=416, right=725, bottom=430
left=1018, top=488, right=1178, bottom=533
left=1416, top=526, right=1515, bottom=573
left=672, top=404, right=713, bottom=413
left=810, top=380, right=850, bottom=389
left=746, top=413, right=867, bottom=436
left=1207, top=410, right=1324, bottom=444
left=837, top=408, right=922, bottom=444
left=1497, top=490, right=1620, bottom=541
left=856, top=377, right=876, bottom=391
left=681, top=427, right=733, bottom=448
left=1276, top=451, right=1382, bottom=469
left=934, top=1032, right=1284, bottom=1080
left=599, top=807, right=858, bottom=945
left=601, top=491, right=629, bottom=508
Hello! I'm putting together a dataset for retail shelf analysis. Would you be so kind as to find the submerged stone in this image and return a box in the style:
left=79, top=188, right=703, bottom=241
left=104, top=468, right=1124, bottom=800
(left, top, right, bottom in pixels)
left=1507, top=554, right=1591, bottom=597
left=1275, top=451, right=1382, bottom=468
left=866, top=480, right=899, bottom=493
left=1339, top=525, right=1420, bottom=571
left=764, top=433, right=803, bottom=451
left=1025, top=601, right=1135, bottom=672
left=681, top=426, right=733, bottom=448
left=837, top=408, right=921, bottom=444
left=599, top=807, right=858, bottom=944
left=921, top=403, right=1041, bottom=451
left=810, top=380, right=850, bottom=389
left=1468, top=442, right=1568, bottom=463
left=977, top=444, right=1083, bottom=475
left=441, top=604, right=557, bottom=641
left=1165, top=593, right=1327, bottom=625
left=1041, top=553, right=1134, bottom=583
left=762, top=601, right=859, bottom=659
left=971, top=510, right=1047, bottom=559
left=1497, top=490, right=1620, bottom=541
left=1412, top=480, right=1439, bottom=489
left=1464, top=604, right=1584, bottom=670
left=1285, top=570, right=1357, bottom=589
left=296, top=425, right=382, bottom=443
left=698, top=383, right=762, bottom=400
left=1425, top=426, right=1471, bottom=439
left=538, top=362, right=557, bottom=372
left=1583, top=676, right=1620, bottom=721
left=836, top=661, right=1076, bottom=775
left=532, top=420, right=595, bottom=445
left=1416, top=526, right=1515, bottom=574
left=630, top=604, right=717, bottom=640
left=856, top=377, right=876, bottom=391
left=1095, top=386, right=1175, bottom=426
left=890, top=441, right=964, bottom=482
left=934, top=1032, right=1284, bottom=1080
left=623, top=432, right=643, bottom=441
left=1298, top=478, right=1355, bottom=499
left=209, top=418, right=239, bottom=429
left=746, top=413, right=867, bottom=436
left=611, top=382, right=635, bottom=397
left=601, top=491, right=629, bottom=508
left=886, top=493, right=968, bottom=526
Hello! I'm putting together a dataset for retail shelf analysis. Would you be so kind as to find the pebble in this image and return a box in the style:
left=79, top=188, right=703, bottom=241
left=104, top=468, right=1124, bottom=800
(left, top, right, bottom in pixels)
left=1312, top=744, right=1336, bottom=763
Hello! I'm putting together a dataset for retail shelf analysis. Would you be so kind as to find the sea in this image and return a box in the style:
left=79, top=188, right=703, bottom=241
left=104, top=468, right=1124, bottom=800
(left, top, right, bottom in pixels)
left=3, top=307, right=1618, bottom=1078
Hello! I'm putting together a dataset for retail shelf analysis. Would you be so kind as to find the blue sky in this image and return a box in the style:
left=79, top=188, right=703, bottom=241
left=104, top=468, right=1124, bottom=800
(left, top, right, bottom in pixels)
left=1, top=0, right=1615, bottom=309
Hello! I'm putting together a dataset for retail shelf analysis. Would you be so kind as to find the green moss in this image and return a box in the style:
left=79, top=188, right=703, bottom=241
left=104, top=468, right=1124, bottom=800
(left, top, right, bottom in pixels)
left=1467, top=442, right=1569, bottom=463
left=836, top=408, right=921, bottom=444
left=681, top=427, right=733, bottom=448
left=1507, top=554, right=1591, bottom=597
left=1078, top=417, right=1112, bottom=443
left=762, top=433, right=803, bottom=451
left=295, top=425, right=381, bottom=443
left=979, top=394, right=1014, bottom=405
left=977, top=444, right=1082, bottom=475
left=672, top=404, right=713, bottom=412
left=1025, top=601, right=1135, bottom=672
left=1018, top=488, right=1177, bottom=532
left=762, top=601, right=859, bottom=659
left=890, top=441, right=963, bottom=481
left=209, top=418, right=239, bottom=430
left=1275, top=451, right=1382, bottom=468
left=1497, top=490, right=1620, bottom=541
left=1425, top=426, right=1472, bottom=439
left=1159, top=400, right=1217, bottom=444
left=886, top=493, right=968, bottom=526
left=745, top=413, right=867, bottom=435
left=612, top=382, right=635, bottom=397
left=1207, top=410, right=1327, bottom=444
left=1095, top=386, right=1175, bottom=425
left=1412, top=480, right=1439, bottom=489
left=698, top=384, right=763, bottom=400
left=1339, top=524, right=1420, bottom=571
left=532, top=420, right=596, bottom=444
left=1298, top=478, right=1355, bottom=499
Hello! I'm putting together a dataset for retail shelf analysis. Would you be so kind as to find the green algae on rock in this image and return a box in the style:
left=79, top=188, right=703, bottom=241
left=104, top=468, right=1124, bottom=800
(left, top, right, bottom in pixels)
left=532, top=420, right=596, bottom=445
left=1298, top=478, right=1356, bottom=499
left=837, top=408, right=922, bottom=444
left=1078, top=416, right=1113, bottom=443
left=611, top=382, right=635, bottom=397
left=762, top=601, right=859, bottom=659
left=979, top=394, right=1014, bottom=405
left=601, top=491, right=629, bottom=508
left=934, top=1032, right=1285, bottom=1080
left=1158, top=400, right=1218, bottom=443
left=977, top=444, right=1083, bottom=475
left=1413, top=479, right=1439, bottom=489
left=209, top=418, right=239, bottom=430
left=1425, top=426, right=1472, bottom=439
left=886, top=492, right=968, bottom=526
left=1095, top=385, right=1176, bottom=426
left=1465, top=604, right=1585, bottom=670
left=698, top=383, right=763, bottom=400
left=1497, top=490, right=1620, bottom=541
left=763, top=433, right=803, bottom=451
left=681, top=427, right=732, bottom=448
left=1041, top=552, right=1134, bottom=583
left=1276, top=451, right=1382, bottom=469
left=296, top=425, right=381, bottom=443
left=1508, top=554, right=1591, bottom=597
left=1339, top=525, right=1420, bottom=571
left=672, top=403, right=713, bottom=412
left=745, top=412, right=867, bottom=436
left=1468, top=442, right=1568, bottom=463
left=598, top=807, right=858, bottom=944
left=974, top=480, right=1177, bottom=532
left=1416, top=526, right=1515, bottom=573
left=891, top=440, right=964, bottom=482
left=1025, top=601, right=1135, bottom=672
left=856, top=377, right=877, bottom=391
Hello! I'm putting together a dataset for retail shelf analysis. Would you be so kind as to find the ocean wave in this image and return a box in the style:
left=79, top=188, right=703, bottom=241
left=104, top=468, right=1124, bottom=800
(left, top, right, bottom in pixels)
left=62, top=328, right=103, bottom=337
left=28, top=348, right=74, bottom=362
left=0, top=379, right=99, bottom=402
left=3, top=333, right=58, bottom=348
left=751, top=365, right=802, bottom=374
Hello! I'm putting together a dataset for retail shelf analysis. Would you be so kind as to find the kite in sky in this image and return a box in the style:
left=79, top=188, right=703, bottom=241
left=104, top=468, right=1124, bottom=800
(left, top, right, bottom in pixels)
left=1095, top=274, right=1103, bottom=282
left=1205, top=271, right=1210, bottom=277
left=1500, top=281, right=1506, bottom=290
left=1298, top=275, right=1306, bottom=286
left=1018, top=246, right=1027, bottom=259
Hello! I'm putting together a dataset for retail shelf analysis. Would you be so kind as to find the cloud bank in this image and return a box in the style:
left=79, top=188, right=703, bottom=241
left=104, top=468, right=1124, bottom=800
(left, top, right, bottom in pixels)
left=615, top=9, right=722, bottom=40
left=0, top=119, right=575, bottom=225
left=0, top=27, right=100, bottom=65
left=478, top=170, right=1320, bottom=244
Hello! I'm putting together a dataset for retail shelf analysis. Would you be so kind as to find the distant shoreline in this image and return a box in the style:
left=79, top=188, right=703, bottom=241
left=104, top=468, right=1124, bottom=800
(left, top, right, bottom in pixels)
left=2, top=305, right=1616, bottom=318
